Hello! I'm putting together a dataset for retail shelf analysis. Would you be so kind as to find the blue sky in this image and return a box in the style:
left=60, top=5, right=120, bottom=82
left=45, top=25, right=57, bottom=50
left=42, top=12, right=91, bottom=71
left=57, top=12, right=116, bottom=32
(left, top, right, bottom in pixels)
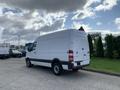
left=0, top=0, right=120, bottom=44
left=70, top=0, right=120, bottom=32
left=90, top=1, right=120, bottom=31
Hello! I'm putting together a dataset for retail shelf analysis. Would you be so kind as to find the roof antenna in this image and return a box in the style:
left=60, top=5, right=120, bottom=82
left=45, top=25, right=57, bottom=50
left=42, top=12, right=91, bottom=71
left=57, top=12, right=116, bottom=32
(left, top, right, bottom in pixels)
left=79, top=26, right=84, bottom=31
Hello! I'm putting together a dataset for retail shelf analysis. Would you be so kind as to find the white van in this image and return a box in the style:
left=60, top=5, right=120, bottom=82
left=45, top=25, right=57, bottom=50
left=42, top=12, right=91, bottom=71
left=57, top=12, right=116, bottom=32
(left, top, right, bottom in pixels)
left=25, top=27, right=90, bottom=75
left=0, top=43, right=10, bottom=58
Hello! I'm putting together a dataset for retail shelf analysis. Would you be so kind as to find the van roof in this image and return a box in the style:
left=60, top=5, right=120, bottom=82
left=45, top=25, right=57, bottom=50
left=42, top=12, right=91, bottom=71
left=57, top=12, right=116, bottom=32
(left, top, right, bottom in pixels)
left=35, top=29, right=86, bottom=42
left=40, top=29, right=76, bottom=37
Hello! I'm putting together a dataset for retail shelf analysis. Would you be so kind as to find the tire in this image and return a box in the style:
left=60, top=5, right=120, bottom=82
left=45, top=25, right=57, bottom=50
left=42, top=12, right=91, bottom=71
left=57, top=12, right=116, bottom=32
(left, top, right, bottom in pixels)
left=26, top=58, right=32, bottom=67
left=52, top=62, right=63, bottom=75
left=72, top=68, right=79, bottom=72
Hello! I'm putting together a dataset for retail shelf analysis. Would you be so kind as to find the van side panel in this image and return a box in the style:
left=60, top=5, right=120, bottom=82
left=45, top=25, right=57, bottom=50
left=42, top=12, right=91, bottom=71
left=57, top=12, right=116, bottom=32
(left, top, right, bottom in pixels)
left=27, top=30, right=73, bottom=69
left=36, top=30, right=71, bottom=60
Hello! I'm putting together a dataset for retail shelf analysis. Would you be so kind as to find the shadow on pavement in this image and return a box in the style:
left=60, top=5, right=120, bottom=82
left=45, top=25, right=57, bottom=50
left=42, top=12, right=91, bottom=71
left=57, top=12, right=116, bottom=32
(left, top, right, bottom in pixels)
left=25, top=65, right=89, bottom=79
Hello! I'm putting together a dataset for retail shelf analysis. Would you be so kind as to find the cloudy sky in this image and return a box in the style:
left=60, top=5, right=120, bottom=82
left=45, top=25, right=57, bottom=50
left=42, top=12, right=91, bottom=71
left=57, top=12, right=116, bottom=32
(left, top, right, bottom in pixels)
left=0, top=0, right=120, bottom=45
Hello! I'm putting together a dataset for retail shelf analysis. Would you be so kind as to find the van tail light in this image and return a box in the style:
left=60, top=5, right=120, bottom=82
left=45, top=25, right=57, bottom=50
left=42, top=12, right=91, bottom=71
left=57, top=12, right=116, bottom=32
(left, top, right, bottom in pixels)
left=68, top=50, right=74, bottom=62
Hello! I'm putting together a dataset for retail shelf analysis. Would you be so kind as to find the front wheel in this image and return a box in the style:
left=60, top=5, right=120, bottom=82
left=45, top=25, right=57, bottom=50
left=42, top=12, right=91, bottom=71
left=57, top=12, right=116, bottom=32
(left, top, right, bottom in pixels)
left=52, top=62, right=63, bottom=75
left=26, top=58, right=32, bottom=67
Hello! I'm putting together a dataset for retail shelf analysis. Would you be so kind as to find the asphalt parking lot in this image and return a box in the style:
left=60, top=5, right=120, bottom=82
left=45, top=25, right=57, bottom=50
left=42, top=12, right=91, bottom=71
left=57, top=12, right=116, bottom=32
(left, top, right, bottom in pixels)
left=0, top=58, right=120, bottom=90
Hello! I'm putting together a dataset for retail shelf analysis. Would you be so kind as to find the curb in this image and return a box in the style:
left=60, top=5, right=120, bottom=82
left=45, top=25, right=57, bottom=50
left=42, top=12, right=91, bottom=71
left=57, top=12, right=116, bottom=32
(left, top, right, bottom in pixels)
left=82, top=68, right=120, bottom=77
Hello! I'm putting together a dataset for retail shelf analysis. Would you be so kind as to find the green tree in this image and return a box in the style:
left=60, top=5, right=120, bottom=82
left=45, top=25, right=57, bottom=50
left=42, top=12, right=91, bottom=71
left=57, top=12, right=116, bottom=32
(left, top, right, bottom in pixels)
left=88, top=34, right=94, bottom=57
left=96, top=36, right=104, bottom=57
left=115, top=36, right=120, bottom=58
left=105, top=34, right=113, bottom=58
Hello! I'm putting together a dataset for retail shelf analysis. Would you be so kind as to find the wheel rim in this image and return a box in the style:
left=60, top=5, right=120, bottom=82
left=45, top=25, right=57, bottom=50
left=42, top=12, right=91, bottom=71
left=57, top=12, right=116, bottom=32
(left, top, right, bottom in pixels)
left=54, top=65, right=59, bottom=74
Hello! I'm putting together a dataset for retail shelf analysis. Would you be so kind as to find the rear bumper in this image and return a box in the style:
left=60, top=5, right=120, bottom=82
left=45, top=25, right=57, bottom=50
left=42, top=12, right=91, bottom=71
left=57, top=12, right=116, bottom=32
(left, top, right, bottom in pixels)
left=68, top=63, right=89, bottom=70
left=61, top=61, right=90, bottom=70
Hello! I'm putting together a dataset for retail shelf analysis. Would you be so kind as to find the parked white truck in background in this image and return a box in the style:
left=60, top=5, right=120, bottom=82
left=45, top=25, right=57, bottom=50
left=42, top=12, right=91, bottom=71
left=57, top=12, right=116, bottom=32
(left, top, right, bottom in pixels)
left=0, top=43, right=10, bottom=58
left=26, top=27, right=90, bottom=75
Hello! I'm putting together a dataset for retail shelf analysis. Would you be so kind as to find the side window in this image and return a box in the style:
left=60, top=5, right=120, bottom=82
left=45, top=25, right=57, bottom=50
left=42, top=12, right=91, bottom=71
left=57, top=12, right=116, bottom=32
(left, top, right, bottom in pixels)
left=27, top=42, right=37, bottom=52
left=33, top=41, right=37, bottom=50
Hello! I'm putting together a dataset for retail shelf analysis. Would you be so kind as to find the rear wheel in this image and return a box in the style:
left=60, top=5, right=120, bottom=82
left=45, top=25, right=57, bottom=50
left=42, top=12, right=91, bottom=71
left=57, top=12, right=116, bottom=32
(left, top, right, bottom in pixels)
left=26, top=58, right=32, bottom=67
left=52, top=62, right=63, bottom=75
left=72, top=68, right=79, bottom=72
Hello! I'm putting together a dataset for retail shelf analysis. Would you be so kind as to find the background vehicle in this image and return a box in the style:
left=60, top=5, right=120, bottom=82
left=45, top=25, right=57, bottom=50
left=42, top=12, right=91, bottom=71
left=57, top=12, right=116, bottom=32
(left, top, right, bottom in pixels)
left=19, top=49, right=26, bottom=57
left=0, top=43, right=10, bottom=59
left=26, top=28, right=90, bottom=75
left=9, top=49, right=22, bottom=58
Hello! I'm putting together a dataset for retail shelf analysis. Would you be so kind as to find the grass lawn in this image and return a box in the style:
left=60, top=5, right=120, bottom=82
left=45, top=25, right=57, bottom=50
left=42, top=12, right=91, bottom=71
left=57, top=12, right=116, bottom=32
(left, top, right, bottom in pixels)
left=86, top=57, right=120, bottom=74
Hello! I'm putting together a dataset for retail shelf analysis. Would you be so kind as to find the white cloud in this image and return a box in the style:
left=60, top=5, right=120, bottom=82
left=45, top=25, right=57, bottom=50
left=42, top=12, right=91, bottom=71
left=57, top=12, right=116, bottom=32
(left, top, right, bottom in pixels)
left=95, top=0, right=118, bottom=11
left=115, top=17, right=120, bottom=29
left=0, top=0, right=119, bottom=44
left=72, top=0, right=101, bottom=20
left=96, top=22, right=102, bottom=26
left=0, top=0, right=86, bottom=12
left=25, top=11, right=66, bottom=30
left=0, top=27, right=4, bottom=41
left=88, top=29, right=111, bottom=33
left=1, top=10, right=67, bottom=44
left=73, top=0, right=119, bottom=20
left=72, top=7, right=95, bottom=20
left=84, top=0, right=102, bottom=8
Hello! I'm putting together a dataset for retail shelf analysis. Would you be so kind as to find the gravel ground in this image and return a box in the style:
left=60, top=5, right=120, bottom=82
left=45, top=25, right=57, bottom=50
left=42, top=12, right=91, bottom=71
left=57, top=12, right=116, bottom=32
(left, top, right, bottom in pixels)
left=0, top=58, right=120, bottom=90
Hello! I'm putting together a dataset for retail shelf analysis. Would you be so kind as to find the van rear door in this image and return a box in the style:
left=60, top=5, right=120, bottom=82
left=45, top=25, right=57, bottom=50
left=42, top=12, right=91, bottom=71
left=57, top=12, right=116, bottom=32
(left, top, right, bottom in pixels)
left=72, top=30, right=90, bottom=62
